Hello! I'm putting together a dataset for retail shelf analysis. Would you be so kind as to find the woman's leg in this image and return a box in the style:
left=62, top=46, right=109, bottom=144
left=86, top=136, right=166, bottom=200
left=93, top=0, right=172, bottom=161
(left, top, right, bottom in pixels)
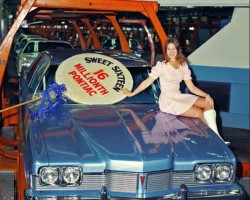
left=193, top=97, right=213, bottom=111
left=180, top=97, right=229, bottom=144
left=192, top=98, right=220, bottom=133
left=179, top=97, right=210, bottom=123
left=179, top=105, right=206, bottom=122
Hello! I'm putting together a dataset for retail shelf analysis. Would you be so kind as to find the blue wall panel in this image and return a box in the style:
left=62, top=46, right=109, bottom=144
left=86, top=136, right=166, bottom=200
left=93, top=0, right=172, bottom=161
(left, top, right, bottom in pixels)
left=190, top=65, right=249, bottom=129
left=220, top=112, right=249, bottom=129
left=230, top=84, right=249, bottom=114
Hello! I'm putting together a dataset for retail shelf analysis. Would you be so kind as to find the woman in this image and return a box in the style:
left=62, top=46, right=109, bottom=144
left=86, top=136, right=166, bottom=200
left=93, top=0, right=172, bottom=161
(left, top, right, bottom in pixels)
left=121, top=37, right=229, bottom=144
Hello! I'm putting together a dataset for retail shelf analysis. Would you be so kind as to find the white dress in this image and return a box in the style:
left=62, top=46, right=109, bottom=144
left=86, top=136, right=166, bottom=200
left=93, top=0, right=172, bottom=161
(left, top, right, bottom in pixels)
left=149, top=61, right=198, bottom=115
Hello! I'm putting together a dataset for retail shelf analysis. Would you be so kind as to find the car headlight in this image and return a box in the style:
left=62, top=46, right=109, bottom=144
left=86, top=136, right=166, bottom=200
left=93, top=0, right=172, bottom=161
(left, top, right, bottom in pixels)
left=39, top=166, right=82, bottom=186
left=62, top=167, right=82, bottom=185
left=195, top=163, right=234, bottom=183
left=40, top=167, right=59, bottom=185
left=215, top=164, right=233, bottom=182
left=195, top=165, right=212, bottom=182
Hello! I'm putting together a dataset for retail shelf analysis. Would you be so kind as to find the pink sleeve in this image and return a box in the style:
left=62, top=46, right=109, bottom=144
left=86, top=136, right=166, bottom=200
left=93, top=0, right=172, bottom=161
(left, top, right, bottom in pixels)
left=149, top=61, right=163, bottom=80
left=182, top=62, right=192, bottom=80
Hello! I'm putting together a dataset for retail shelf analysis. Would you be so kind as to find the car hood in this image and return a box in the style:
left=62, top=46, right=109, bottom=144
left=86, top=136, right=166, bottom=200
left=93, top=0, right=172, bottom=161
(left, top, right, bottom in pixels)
left=28, top=104, right=235, bottom=173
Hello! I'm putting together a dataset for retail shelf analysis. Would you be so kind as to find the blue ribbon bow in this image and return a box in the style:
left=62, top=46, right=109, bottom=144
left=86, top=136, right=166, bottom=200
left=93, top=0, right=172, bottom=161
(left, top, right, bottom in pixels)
left=31, top=83, right=67, bottom=120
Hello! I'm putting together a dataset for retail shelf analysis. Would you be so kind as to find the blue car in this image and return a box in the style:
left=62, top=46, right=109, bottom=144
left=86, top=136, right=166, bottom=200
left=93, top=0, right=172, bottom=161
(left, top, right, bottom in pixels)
left=19, top=49, right=247, bottom=199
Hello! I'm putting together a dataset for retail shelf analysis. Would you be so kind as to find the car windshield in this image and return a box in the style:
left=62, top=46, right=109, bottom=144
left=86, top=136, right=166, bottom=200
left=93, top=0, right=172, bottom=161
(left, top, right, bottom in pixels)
left=16, top=38, right=29, bottom=52
left=23, top=42, right=35, bottom=53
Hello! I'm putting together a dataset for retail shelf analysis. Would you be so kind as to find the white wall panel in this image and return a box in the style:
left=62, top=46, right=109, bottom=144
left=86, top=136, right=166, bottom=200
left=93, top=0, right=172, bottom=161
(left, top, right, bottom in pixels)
left=188, top=8, right=249, bottom=69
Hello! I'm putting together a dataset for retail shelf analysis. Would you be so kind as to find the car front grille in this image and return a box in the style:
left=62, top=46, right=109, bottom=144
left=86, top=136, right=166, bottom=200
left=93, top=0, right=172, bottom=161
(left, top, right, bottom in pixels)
left=33, top=171, right=138, bottom=193
left=32, top=170, right=232, bottom=193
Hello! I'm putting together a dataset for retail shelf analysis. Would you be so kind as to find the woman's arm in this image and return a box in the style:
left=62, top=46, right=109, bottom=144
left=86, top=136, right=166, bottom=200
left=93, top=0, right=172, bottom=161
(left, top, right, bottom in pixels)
left=184, top=79, right=214, bottom=107
left=184, top=79, right=207, bottom=97
left=121, top=76, right=155, bottom=97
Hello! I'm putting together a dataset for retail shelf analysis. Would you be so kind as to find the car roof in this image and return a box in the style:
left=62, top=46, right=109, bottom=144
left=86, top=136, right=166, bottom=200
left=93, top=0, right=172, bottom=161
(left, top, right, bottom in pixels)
left=46, top=40, right=71, bottom=43
left=26, top=38, right=48, bottom=42
left=38, top=40, right=74, bottom=48
left=19, top=36, right=45, bottom=42
left=15, top=34, right=41, bottom=41
left=43, top=49, right=150, bottom=68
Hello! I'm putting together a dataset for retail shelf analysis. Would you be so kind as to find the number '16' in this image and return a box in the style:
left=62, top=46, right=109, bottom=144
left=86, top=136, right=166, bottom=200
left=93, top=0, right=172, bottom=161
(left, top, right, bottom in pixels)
left=94, top=69, right=109, bottom=80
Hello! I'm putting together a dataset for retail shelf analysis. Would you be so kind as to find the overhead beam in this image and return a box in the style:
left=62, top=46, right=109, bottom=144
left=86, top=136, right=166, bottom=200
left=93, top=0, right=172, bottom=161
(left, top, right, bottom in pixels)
left=21, top=0, right=158, bottom=12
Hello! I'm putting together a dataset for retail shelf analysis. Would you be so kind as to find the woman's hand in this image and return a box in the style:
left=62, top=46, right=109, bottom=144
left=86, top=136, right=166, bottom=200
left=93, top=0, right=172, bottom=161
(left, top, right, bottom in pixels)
left=205, top=94, right=214, bottom=108
left=120, top=77, right=154, bottom=97
left=120, top=88, right=134, bottom=97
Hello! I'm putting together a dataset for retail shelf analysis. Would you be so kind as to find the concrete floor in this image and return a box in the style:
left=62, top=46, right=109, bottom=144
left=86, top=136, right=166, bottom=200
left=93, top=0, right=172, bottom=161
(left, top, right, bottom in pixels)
left=222, top=127, right=250, bottom=163
left=222, top=127, right=250, bottom=199
left=0, top=172, right=14, bottom=200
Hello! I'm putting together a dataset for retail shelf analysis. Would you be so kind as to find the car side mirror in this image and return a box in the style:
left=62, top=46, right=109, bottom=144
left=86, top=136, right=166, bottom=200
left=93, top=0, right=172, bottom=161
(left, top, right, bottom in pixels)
left=22, top=68, right=29, bottom=79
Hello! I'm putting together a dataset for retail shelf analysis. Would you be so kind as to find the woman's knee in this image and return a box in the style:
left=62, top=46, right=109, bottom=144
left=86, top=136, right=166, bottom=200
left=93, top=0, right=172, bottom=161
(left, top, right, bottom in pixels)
left=194, top=97, right=213, bottom=110
left=204, top=104, right=214, bottom=111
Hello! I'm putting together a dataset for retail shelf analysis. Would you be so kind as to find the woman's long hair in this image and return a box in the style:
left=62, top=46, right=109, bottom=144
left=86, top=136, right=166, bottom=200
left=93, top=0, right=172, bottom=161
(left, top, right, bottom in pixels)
left=164, top=38, right=186, bottom=68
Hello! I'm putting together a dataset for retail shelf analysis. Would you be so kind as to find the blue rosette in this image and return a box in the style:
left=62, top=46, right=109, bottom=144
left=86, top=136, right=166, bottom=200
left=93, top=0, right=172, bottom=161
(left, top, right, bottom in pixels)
left=31, top=83, right=67, bottom=120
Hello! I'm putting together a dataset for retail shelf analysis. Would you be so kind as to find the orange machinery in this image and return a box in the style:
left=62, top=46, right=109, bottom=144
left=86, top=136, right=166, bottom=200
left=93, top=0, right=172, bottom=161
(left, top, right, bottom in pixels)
left=0, top=0, right=167, bottom=199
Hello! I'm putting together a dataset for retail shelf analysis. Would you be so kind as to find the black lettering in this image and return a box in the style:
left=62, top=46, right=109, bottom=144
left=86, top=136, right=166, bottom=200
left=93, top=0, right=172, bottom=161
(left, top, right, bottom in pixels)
left=85, top=57, right=91, bottom=63
left=90, top=57, right=98, bottom=62
left=112, top=66, right=120, bottom=72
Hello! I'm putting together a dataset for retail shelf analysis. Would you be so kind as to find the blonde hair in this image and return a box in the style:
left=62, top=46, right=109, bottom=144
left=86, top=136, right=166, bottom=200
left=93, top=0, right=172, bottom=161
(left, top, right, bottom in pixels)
left=164, top=38, right=186, bottom=68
